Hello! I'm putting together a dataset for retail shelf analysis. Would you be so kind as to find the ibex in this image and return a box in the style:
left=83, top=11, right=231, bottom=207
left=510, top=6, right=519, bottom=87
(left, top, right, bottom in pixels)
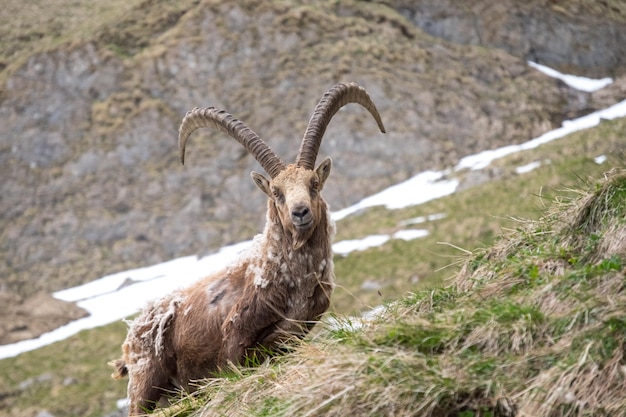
left=109, top=82, right=385, bottom=415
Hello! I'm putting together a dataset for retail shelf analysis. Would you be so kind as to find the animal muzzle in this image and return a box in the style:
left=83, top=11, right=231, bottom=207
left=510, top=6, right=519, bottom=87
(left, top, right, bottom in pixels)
left=291, top=204, right=313, bottom=230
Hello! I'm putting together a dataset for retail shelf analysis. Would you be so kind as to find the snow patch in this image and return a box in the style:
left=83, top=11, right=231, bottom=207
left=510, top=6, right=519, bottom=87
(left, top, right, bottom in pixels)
left=332, top=229, right=429, bottom=256
left=528, top=61, right=613, bottom=92
left=456, top=99, right=626, bottom=171
left=332, top=235, right=390, bottom=256
left=326, top=305, right=387, bottom=332
left=393, top=229, right=429, bottom=241
left=331, top=171, right=459, bottom=221
left=398, top=213, right=447, bottom=227
left=594, top=155, right=607, bottom=164
left=515, top=161, right=543, bottom=174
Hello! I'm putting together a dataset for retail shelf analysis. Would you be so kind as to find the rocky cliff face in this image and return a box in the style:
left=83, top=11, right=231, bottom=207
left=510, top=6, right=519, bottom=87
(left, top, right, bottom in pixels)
left=0, top=0, right=624, bottom=342
left=391, top=0, right=626, bottom=77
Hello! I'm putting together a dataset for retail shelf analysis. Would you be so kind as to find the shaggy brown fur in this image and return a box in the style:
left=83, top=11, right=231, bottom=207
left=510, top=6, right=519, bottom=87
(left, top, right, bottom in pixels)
left=111, top=163, right=335, bottom=415
left=109, top=83, right=384, bottom=415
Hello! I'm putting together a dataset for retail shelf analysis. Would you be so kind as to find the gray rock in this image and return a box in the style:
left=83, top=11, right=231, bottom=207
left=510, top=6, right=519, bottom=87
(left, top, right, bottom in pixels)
left=392, top=0, right=626, bottom=77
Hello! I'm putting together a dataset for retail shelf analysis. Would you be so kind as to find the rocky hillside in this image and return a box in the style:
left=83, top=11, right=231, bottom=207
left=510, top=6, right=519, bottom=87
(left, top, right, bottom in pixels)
left=1, top=0, right=625, bottom=343
left=390, top=0, right=626, bottom=77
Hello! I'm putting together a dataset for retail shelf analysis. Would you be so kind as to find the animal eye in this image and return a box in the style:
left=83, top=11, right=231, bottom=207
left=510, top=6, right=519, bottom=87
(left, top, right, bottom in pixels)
left=310, top=180, right=319, bottom=197
left=272, top=188, right=284, bottom=202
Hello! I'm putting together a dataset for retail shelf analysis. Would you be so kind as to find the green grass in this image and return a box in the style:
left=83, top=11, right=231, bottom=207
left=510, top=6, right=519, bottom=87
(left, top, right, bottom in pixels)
left=0, top=320, right=127, bottom=417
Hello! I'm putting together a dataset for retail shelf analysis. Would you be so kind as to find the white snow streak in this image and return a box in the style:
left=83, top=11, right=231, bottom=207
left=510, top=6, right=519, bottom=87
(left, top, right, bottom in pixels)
left=528, top=61, right=613, bottom=92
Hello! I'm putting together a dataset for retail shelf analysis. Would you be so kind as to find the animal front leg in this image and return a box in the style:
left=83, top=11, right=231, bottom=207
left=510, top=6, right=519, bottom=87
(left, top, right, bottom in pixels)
left=259, top=318, right=313, bottom=345
left=127, top=364, right=174, bottom=415
left=218, top=299, right=283, bottom=369
left=218, top=312, right=266, bottom=369
left=217, top=332, right=249, bottom=369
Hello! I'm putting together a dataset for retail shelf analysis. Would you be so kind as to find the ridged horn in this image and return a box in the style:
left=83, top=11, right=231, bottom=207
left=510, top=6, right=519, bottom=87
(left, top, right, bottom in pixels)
left=296, top=82, right=386, bottom=170
left=178, top=107, right=285, bottom=178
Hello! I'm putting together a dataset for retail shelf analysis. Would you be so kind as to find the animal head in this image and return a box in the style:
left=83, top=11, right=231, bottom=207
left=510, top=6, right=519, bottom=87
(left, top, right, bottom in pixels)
left=177, top=82, right=385, bottom=249
left=250, top=159, right=331, bottom=249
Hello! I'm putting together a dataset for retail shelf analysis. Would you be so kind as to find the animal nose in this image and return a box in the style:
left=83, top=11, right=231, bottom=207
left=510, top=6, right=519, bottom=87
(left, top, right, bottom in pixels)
left=291, top=205, right=311, bottom=224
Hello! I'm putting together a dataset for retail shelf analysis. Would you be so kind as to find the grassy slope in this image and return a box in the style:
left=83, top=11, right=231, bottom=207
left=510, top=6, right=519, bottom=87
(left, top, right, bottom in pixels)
left=332, top=117, right=626, bottom=313
left=0, top=117, right=624, bottom=416
left=0, top=0, right=196, bottom=86
left=163, top=149, right=626, bottom=416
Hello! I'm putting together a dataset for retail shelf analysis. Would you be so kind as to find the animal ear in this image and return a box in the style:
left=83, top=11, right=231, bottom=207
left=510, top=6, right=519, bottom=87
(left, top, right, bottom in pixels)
left=250, top=171, right=271, bottom=197
left=315, top=156, right=332, bottom=189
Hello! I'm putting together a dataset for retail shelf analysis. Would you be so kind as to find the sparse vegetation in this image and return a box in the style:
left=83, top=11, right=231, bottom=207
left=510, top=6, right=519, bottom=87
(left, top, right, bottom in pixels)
left=0, top=320, right=128, bottom=417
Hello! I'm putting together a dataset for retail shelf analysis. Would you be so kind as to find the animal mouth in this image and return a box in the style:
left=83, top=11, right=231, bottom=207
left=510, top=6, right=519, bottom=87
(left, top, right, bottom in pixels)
left=296, top=219, right=313, bottom=231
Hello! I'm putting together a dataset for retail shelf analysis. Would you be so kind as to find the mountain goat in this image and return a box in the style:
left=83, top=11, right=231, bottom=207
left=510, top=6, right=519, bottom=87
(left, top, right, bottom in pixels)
left=109, top=82, right=385, bottom=415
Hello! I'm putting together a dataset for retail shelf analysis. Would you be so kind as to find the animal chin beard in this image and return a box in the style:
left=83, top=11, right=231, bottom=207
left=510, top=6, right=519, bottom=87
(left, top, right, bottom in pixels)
left=292, top=231, right=310, bottom=251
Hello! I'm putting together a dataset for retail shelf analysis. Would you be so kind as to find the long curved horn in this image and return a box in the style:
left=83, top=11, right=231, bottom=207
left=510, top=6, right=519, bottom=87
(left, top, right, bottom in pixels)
left=178, top=107, right=285, bottom=178
left=296, top=82, right=386, bottom=170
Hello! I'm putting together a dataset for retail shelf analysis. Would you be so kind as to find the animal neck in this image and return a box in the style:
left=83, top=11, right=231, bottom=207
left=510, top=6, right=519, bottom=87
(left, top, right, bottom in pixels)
left=265, top=199, right=334, bottom=258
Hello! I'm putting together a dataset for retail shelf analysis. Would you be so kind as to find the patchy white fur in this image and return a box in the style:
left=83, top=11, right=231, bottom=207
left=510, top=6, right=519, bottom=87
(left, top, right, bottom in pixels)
left=254, top=274, right=270, bottom=288
left=126, top=293, right=185, bottom=358
left=247, top=262, right=269, bottom=288
left=318, top=258, right=327, bottom=272
left=267, top=248, right=279, bottom=263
